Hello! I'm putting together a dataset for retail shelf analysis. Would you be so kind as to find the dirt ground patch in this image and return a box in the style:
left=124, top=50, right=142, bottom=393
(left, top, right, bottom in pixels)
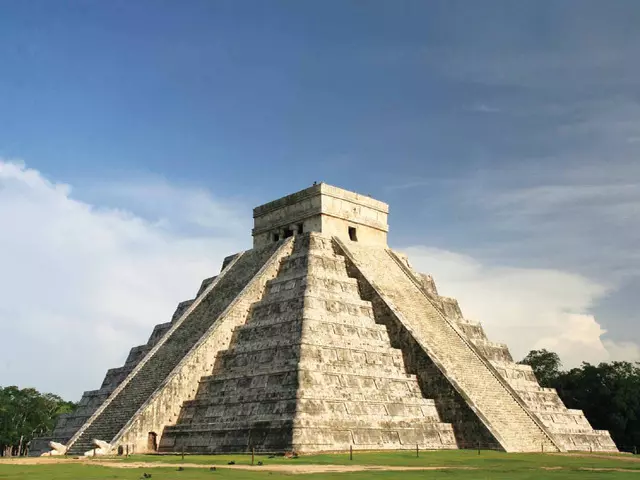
left=103, top=461, right=477, bottom=473
left=3, top=455, right=640, bottom=475
left=0, top=457, right=73, bottom=465
left=579, top=468, right=640, bottom=472
left=0, top=457, right=476, bottom=473
left=555, top=453, right=640, bottom=463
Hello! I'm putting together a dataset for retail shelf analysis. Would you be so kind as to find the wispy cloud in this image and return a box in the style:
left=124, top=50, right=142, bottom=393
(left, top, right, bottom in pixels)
left=76, top=175, right=252, bottom=238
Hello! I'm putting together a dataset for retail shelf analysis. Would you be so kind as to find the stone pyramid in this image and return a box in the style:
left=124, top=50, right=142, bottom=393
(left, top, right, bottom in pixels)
left=33, top=184, right=617, bottom=456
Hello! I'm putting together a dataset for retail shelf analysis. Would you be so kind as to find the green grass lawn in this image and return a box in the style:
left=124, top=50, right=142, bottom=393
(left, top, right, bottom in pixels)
left=1, top=451, right=639, bottom=480
left=116, top=449, right=640, bottom=471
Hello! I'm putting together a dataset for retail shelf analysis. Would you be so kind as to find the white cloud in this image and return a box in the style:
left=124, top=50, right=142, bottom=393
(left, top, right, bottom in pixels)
left=82, top=178, right=250, bottom=235
left=0, top=160, right=246, bottom=400
left=400, top=245, right=640, bottom=367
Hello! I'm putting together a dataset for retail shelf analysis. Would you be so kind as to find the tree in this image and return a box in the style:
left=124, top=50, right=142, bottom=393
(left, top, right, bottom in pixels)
left=520, top=349, right=640, bottom=451
left=518, top=349, right=562, bottom=387
left=0, top=386, right=75, bottom=456
left=555, top=361, right=640, bottom=449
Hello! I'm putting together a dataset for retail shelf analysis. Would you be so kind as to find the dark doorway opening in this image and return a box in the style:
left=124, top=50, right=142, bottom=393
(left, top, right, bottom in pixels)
left=284, top=229, right=294, bottom=239
left=273, top=233, right=280, bottom=242
left=147, top=432, right=158, bottom=452
left=348, top=226, right=358, bottom=241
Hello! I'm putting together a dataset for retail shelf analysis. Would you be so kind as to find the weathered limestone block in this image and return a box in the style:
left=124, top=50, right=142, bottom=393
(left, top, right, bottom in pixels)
left=418, top=273, right=438, bottom=296
left=147, top=322, right=172, bottom=344
left=440, top=297, right=464, bottom=320
left=197, top=276, right=217, bottom=297
left=171, top=300, right=195, bottom=323
left=454, top=320, right=487, bottom=341
left=470, top=339, right=513, bottom=363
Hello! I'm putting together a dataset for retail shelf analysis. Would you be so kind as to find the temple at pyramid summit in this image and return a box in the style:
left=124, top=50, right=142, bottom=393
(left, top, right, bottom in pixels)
left=33, top=183, right=617, bottom=455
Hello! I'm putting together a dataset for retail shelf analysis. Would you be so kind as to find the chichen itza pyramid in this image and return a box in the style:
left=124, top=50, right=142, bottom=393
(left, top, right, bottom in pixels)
left=33, top=183, right=617, bottom=455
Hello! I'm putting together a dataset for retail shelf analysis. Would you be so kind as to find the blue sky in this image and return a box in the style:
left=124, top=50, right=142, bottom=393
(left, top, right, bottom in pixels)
left=1, top=1, right=639, bottom=398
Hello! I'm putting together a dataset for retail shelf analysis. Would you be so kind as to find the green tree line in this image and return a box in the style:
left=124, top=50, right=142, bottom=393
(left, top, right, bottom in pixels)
left=0, top=386, right=75, bottom=456
left=519, top=349, right=640, bottom=451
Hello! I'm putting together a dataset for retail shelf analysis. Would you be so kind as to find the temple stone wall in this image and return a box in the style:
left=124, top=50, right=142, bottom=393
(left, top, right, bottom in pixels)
left=252, top=183, right=388, bottom=247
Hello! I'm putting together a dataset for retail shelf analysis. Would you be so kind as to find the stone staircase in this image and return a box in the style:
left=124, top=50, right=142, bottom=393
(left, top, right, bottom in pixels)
left=335, top=238, right=563, bottom=453
left=65, top=243, right=281, bottom=455
left=160, top=233, right=456, bottom=453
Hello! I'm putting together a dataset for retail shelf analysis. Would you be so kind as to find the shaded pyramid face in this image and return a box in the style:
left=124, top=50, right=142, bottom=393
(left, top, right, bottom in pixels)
left=160, top=234, right=457, bottom=452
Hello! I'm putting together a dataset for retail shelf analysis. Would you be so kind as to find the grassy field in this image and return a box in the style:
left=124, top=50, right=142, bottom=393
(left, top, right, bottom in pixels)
left=1, top=451, right=639, bottom=479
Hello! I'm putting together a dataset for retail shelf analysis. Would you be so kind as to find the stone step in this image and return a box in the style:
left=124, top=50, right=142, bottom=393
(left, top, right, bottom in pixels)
left=233, top=316, right=388, bottom=340
left=278, top=252, right=348, bottom=276
left=247, top=298, right=375, bottom=325
left=266, top=271, right=360, bottom=295
left=215, top=343, right=406, bottom=374
left=224, top=332, right=400, bottom=355
left=454, top=321, right=487, bottom=340
left=211, top=361, right=413, bottom=382
left=189, top=381, right=431, bottom=405
left=171, top=300, right=195, bottom=323
left=202, top=359, right=417, bottom=383
left=470, top=339, right=513, bottom=362
left=250, top=291, right=373, bottom=312
left=245, top=311, right=379, bottom=329
left=166, top=414, right=452, bottom=433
